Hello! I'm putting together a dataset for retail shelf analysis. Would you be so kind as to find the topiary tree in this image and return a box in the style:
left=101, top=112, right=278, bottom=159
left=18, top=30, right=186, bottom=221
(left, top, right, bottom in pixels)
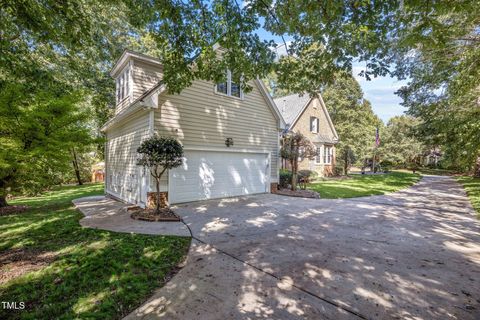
left=137, top=136, right=183, bottom=214
left=280, top=132, right=316, bottom=191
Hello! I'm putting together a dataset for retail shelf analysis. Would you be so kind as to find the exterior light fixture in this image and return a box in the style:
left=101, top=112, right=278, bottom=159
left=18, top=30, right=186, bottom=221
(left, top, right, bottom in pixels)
left=225, top=137, right=234, bottom=147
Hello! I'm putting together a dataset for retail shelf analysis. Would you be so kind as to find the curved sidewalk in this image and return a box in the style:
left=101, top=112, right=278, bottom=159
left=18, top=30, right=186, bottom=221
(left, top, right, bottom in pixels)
left=72, top=196, right=190, bottom=237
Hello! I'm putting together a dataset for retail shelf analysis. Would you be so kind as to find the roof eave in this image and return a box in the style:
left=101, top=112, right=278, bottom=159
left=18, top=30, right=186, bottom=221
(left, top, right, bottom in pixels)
left=110, top=49, right=162, bottom=78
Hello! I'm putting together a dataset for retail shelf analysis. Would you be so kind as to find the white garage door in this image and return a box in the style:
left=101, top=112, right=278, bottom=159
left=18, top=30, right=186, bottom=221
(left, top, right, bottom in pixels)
left=169, top=150, right=269, bottom=204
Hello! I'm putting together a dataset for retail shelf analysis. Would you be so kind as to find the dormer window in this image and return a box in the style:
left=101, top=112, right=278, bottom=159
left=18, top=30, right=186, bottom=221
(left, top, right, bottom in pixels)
left=215, top=70, right=242, bottom=99
left=116, top=67, right=131, bottom=103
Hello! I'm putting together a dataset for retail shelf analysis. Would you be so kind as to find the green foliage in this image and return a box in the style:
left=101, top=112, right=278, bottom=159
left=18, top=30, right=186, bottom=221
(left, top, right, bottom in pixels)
left=0, top=0, right=163, bottom=199
left=378, top=116, right=424, bottom=167
left=136, top=136, right=184, bottom=172
left=0, top=183, right=190, bottom=319
left=279, top=169, right=292, bottom=189
left=298, top=170, right=318, bottom=181
left=137, top=136, right=184, bottom=212
left=308, top=172, right=420, bottom=199
left=280, top=132, right=316, bottom=190
left=456, top=177, right=480, bottom=218
left=0, top=82, right=94, bottom=202
left=322, top=72, right=382, bottom=174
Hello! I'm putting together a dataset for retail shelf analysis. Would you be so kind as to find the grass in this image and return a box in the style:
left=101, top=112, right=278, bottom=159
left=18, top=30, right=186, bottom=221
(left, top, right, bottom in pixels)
left=0, top=183, right=191, bottom=320
left=308, top=171, right=421, bottom=199
left=457, top=176, right=480, bottom=217
left=417, top=168, right=458, bottom=176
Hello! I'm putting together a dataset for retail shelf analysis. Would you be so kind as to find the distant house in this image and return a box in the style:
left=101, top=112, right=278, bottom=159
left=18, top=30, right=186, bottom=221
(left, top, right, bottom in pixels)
left=274, top=93, right=339, bottom=177
left=423, top=147, right=442, bottom=166
left=91, top=162, right=105, bottom=183
left=101, top=49, right=284, bottom=207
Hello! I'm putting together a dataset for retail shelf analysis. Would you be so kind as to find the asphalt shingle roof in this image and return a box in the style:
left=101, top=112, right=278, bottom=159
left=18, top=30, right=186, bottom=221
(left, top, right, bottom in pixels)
left=273, top=93, right=311, bottom=127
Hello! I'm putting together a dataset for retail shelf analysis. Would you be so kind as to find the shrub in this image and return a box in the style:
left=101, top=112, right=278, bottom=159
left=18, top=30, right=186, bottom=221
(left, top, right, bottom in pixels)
left=137, top=136, right=183, bottom=213
left=297, top=170, right=318, bottom=189
left=297, top=170, right=318, bottom=181
left=279, top=169, right=292, bottom=188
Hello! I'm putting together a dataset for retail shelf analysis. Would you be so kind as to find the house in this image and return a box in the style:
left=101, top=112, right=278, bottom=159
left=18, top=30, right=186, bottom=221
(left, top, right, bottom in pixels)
left=101, top=50, right=284, bottom=207
left=274, top=93, right=339, bottom=177
left=91, top=162, right=105, bottom=183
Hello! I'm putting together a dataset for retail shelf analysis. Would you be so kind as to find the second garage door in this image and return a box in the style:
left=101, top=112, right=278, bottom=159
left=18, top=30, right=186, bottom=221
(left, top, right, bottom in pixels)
left=169, top=150, right=269, bottom=204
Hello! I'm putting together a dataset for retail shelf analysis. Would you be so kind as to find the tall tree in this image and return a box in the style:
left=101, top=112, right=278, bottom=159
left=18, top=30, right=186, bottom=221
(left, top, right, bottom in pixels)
left=322, top=73, right=382, bottom=174
left=0, top=82, right=92, bottom=206
left=378, top=116, right=424, bottom=168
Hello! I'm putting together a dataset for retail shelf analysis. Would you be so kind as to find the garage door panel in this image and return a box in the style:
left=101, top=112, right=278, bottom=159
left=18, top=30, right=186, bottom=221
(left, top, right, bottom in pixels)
left=169, top=151, right=268, bottom=203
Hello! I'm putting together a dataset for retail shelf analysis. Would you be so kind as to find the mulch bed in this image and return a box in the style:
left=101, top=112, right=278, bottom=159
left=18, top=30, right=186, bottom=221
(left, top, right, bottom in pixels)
left=130, top=208, right=182, bottom=222
left=0, top=205, right=29, bottom=216
left=0, top=248, right=57, bottom=285
left=275, top=188, right=320, bottom=198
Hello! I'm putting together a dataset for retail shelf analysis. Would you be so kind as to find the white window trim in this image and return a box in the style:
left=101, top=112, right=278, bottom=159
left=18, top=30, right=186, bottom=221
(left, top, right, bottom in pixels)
left=315, top=145, right=322, bottom=164
left=116, top=65, right=132, bottom=105
left=310, top=117, right=319, bottom=133
left=323, top=145, right=333, bottom=164
left=214, top=70, right=244, bottom=100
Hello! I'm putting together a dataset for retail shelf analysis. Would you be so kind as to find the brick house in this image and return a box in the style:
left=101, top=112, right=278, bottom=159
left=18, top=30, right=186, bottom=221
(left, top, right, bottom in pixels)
left=274, top=93, right=339, bottom=177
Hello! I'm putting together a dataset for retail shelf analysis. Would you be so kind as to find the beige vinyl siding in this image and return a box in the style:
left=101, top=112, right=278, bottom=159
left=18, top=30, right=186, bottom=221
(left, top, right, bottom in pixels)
left=105, top=111, right=153, bottom=204
left=116, top=97, right=131, bottom=115
left=132, top=60, right=163, bottom=100
left=154, top=79, right=279, bottom=182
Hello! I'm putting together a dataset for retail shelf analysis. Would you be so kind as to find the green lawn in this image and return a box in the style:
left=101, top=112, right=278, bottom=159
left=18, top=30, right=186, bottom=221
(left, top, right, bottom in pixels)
left=308, top=171, right=421, bottom=199
left=0, top=184, right=190, bottom=320
left=457, top=176, right=480, bottom=217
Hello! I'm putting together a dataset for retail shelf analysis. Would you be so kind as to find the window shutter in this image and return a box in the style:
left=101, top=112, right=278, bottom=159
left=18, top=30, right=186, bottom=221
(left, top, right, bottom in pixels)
left=316, top=118, right=319, bottom=133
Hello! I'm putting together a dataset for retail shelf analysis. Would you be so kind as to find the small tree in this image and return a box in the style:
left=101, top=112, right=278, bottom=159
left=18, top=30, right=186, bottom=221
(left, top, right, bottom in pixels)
left=280, top=132, right=316, bottom=191
left=137, top=136, right=183, bottom=214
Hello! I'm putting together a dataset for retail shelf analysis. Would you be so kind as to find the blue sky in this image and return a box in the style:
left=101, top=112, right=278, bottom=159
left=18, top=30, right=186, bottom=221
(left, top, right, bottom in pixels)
left=257, top=28, right=407, bottom=123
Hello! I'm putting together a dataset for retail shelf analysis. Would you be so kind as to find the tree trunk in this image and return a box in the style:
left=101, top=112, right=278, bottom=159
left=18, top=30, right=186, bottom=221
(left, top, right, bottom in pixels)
left=155, top=178, right=161, bottom=214
left=474, top=155, right=480, bottom=178
left=71, top=148, right=83, bottom=185
left=343, top=150, right=349, bottom=176
left=291, top=158, right=298, bottom=191
left=0, top=194, right=8, bottom=208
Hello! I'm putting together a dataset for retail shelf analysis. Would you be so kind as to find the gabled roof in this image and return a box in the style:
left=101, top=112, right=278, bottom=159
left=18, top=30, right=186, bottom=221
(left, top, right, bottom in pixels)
left=103, top=48, right=285, bottom=131
left=273, top=92, right=339, bottom=143
left=273, top=93, right=311, bottom=127
left=110, top=49, right=162, bottom=78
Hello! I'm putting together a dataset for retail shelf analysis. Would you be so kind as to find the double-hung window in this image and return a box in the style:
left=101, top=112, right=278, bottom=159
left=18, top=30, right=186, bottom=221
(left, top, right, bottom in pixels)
left=215, top=70, right=242, bottom=98
left=116, top=67, right=131, bottom=103
left=315, top=146, right=321, bottom=164
left=310, top=117, right=319, bottom=133
left=324, top=145, right=332, bottom=164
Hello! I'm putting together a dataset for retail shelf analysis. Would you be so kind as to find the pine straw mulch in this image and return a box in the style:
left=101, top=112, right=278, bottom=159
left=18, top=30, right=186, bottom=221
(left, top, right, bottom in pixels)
left=0, top=248, right=57, bottom=285
left=275, top=188, right=320, bottom=199
left=130, top=208, right=182, bottom=222
left=0, top=205, right=29, bottom=216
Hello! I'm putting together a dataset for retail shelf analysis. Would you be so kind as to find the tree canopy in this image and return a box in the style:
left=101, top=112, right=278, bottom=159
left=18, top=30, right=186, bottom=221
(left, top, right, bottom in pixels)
left=321, top=72, right=382, bottom=174
left=1, top=0, right=479, bottom=204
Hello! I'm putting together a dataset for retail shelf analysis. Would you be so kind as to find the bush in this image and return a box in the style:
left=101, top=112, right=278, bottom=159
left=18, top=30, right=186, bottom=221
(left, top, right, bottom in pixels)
left=279, top=169, right=292, bottom=188
left=334, top=165, right=344, bottom=176
left=297, top=170, right=318, bottom=181
left=297, top=170, right=318, bottom=189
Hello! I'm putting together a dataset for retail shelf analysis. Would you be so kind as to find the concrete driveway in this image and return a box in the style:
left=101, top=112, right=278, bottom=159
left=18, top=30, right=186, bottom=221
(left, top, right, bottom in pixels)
left=125, top=176, right=480, bottom=320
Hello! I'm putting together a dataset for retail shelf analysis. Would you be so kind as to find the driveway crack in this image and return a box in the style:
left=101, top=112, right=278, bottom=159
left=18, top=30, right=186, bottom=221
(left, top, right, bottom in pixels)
left=180, top=218, right=368, bottom=320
